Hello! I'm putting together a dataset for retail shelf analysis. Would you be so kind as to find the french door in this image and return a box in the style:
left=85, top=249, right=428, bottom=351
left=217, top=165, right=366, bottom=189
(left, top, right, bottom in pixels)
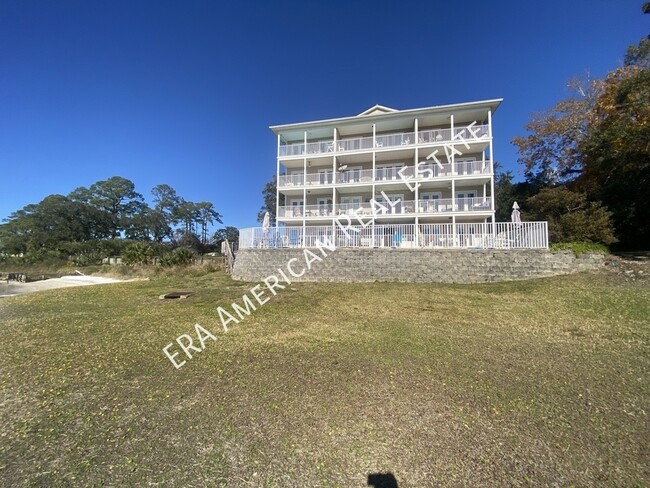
left=375, top=194, right=403, bottom=214
left=340, top=196, right=362, bottom=214
left=376, top=164, right=404, bottom=181
left=317, top=197, right=333, bottom=216
left=419, top=192, right=441, bottom=212
left=290, top=199, right=304, bottom=217
left=456, top=191, right=476, bottom=211
left=318, top=169, right=333, bottom=184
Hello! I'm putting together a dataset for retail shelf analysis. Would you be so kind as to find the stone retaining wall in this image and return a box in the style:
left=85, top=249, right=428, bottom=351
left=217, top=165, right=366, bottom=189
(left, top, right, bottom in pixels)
left=231, top=248, right=604, bottom=284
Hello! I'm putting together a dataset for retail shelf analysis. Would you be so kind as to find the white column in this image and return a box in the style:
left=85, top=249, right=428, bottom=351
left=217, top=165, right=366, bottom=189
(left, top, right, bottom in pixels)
left=452, top=215, right=457, bottom=247
left=332, top=127, right=339, bottom=240
left=332, top=127, right=336, bottom=215
left=276, top=134, right=281, bottom=230
left=372, top=123, right=376, bottom=246
left=488, top=109, right=496, bottom=230
left=415, top=216, right=419, bottom=247
left=303, top=131, right=307, bottom=247
left=414, top=117, right=419, bottom=145
left=414, top=126, right=419, bottom=248
left=450, top=114, right=455, bottom=176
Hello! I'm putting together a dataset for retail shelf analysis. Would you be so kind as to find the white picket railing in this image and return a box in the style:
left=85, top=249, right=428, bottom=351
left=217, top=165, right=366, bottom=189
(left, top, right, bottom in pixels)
left=240, top=222, right=548, bottom=250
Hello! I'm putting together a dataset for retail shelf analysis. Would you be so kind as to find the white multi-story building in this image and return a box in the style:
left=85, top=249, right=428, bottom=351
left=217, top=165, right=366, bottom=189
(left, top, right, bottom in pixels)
left=239, top=99, right=548, bottom=249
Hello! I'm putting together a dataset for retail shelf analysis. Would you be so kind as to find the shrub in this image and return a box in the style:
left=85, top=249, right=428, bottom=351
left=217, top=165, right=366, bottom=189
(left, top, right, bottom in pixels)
left=122, top=242, right=155, bottom=265
left=159, top=247, right=195, bottom=267
left=550, top=241, right=609, bottom=256
left=526, top=187, right=617, bottom=245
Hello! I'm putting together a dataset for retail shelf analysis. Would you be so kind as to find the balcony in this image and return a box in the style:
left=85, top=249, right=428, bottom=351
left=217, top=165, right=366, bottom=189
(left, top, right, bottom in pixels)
left=277, top=161, right=493, bottom=189
left=418, top=197, right=493, bottom=213
left=336, top=169, right=374, bottom=184
left=278, top=124, right=490, bottom=157
left=337, top=202, right=375, bottom=216
left=418, top=125, right=489, bottom=144
left=278, top=204, right=335, bottom=219
left=417, top=160, right=492, bottom=178
left=277, top=196, right=492, bottom=220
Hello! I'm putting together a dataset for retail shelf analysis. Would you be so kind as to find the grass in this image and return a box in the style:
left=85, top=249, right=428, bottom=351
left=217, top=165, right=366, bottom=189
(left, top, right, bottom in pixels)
left=0, top=269, right=648, bottom=487
left=550, top=241, right=610, bottom=256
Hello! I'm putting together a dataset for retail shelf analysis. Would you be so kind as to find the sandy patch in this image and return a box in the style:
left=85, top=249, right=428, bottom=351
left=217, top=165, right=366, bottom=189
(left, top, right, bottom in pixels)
left=0, top=275, right=140, bottom=297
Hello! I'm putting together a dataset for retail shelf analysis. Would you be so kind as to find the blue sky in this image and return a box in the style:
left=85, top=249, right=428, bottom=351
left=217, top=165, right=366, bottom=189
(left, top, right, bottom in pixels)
left=1, top=0, right=646, bottom=230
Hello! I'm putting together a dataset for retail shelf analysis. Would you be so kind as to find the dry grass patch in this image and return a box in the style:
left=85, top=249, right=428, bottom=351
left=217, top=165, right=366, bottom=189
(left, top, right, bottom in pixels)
left=0, top=271, right=648, bottom=486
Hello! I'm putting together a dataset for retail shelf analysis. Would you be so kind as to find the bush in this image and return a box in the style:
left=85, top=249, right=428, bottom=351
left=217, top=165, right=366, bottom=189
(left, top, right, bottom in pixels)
left=526, top=187, right=617, bottom=245
left=550, top=241, right=609, bottom=256
left=159, top=247, right=195, bottom=267
left=122, top=242, right=155, bottom=265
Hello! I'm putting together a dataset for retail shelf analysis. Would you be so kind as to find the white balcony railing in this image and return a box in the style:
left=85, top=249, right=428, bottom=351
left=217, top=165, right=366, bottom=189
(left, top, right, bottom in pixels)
left=416, top=163, right=454, bottom=178
left=455, top=196, right=493, bottom=211
left=277, top=161, right=493, bottom=189
left=374, top=200, right=416, bottom=215
left=454, top=160, right=492, bottom=176
left=278, top=124, right=490, bottom=158
left=335, top=169, right=374, bottom=184
left=418, top=197, right=492, bottom=213
left=278, top=142, right=306, bottom=157
left=304, top=204, right=335, bottom=217
left=376, top=166, right=415, bottom=181
left=306, top=173, right=334, bottom=185
left=453, top=124, right=490, bottom=141
left=306, top=140, right=334, bottom=155
left=417, top=127, right=452, bottom=144
left=278, top=174, right=304, bottom=187
left=278, top=197, right=492, bottom=219
left=277, top=205, right=304, bottom=218
left=239, top=222, right=549, bottom=250
left=375, top=131, right=415, bottom=148
left=278, top=204, right=335, bottom=218
left=336, top=202, right=375, bottom=217
left=337, top=135, right=375, bottom=152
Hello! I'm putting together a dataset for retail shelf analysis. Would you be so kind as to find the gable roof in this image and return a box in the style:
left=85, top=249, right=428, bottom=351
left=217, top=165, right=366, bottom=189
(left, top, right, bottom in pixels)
left=270, top=98, right=503, bottom=133
left=357, top=104, right=398, bottom=116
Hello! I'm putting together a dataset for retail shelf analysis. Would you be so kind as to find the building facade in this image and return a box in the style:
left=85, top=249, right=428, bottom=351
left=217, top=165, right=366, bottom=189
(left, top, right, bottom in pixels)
left=238, top=100, right=548, bottom=250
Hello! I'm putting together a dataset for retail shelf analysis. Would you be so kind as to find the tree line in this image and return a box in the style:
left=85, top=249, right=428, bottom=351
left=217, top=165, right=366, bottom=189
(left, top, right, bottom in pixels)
left=0, top=176, right=239, bottom=265
left=498, top=3, right=649, bottom=250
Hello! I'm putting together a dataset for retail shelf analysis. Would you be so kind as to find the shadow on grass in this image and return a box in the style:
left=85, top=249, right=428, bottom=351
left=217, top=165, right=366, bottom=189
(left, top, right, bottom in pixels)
left=367, top=472, right=398, bottom=487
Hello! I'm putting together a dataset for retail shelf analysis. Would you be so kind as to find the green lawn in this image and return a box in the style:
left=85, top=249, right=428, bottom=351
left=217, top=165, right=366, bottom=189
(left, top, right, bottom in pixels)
left=1, top=269, right=648, bottom=487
